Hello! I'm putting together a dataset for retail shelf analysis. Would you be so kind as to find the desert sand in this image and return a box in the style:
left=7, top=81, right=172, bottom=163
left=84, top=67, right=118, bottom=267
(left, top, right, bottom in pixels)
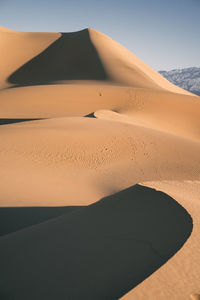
left=0, top=26, right=199, bottom=299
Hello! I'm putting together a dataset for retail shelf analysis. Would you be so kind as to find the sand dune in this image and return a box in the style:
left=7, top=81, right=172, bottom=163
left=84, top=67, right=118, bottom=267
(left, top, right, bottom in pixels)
left=0, top=185, right=192, bottom=300
left=0, top=27, right=193, bottom=94
left=0, top=27, right=199, bottom=299
left=0, top=26, right=60, bottom=89
left=0, top=116, right=200, bottom=207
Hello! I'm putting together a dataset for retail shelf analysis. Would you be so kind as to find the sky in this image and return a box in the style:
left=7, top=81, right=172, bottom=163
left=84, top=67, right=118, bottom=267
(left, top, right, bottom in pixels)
left=0, top=0, right=199, bottom=70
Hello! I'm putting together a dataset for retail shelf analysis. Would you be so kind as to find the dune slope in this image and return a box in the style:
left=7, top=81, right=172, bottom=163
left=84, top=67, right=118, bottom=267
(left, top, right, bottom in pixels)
left=0, top=27, right=192, bottom=94
left=0, top=185, right=192, bottom=300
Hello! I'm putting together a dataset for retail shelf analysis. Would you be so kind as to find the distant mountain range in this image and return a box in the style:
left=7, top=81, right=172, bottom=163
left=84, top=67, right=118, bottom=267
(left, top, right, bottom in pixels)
left=159, top=67, right=200, bottom=96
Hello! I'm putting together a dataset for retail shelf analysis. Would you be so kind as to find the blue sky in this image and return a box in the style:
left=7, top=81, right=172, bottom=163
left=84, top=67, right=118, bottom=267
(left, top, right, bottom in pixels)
left=0, top=0, right=199, bottom=70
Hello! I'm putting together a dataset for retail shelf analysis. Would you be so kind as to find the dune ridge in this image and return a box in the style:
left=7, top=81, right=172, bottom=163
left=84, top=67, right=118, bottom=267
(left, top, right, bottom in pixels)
left=0, top=27, right=199, bottom=299
left=0, top=27, right=193, bottom=94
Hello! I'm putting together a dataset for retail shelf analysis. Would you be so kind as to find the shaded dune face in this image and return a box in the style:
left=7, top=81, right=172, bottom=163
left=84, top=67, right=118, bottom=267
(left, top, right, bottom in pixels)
left=0, top=185, right=192, bottom=300
left=0, top=118, right=43, bottom=125
left=0, top=206, right=81, bottom=236
left=8, top=29, right=108, bottom=87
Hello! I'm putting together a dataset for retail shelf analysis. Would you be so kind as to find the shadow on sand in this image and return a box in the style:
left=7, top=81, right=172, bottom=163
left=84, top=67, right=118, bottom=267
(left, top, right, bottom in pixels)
left=0, top=206, right=81, bottom=236
left=0, top=185, right=192, bottom=300
left=0, top=118, right=43, bottom=126
left=8, top=29, right=108, bottom=87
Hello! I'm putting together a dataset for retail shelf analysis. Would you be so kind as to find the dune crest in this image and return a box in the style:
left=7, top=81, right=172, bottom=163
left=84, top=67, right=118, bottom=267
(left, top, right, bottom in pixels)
left=0, top=26, right=193, bottom=95
left=89, top=28, right=193, bottom=94
left=0, top=26, right=16, bottom=32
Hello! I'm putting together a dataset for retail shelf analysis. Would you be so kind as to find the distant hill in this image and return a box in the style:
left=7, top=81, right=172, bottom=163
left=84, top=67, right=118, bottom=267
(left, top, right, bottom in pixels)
left=159, top=67, right=200, bottom=96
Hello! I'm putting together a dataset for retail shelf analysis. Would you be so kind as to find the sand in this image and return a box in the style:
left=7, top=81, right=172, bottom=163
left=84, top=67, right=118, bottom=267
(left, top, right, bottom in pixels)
left=0, top=185, right=193, bottom=300
left=0, top=27, right=199, bottom=299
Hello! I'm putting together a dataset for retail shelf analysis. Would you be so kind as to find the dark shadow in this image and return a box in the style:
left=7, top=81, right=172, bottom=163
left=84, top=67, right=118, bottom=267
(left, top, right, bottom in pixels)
left=0, top=206, right=82, bottom=236
left=8, top=29, right=108, bottom=87
left=0, top=118, right=43, bottom=125
left=84, top=112, right=96, bottom=118
left=0, top=185, right=192, bottom=300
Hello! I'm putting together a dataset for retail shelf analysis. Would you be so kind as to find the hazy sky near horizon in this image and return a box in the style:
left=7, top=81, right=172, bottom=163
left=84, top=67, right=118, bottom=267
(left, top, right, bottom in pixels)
left=0, top=0, right=199, bottom=70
